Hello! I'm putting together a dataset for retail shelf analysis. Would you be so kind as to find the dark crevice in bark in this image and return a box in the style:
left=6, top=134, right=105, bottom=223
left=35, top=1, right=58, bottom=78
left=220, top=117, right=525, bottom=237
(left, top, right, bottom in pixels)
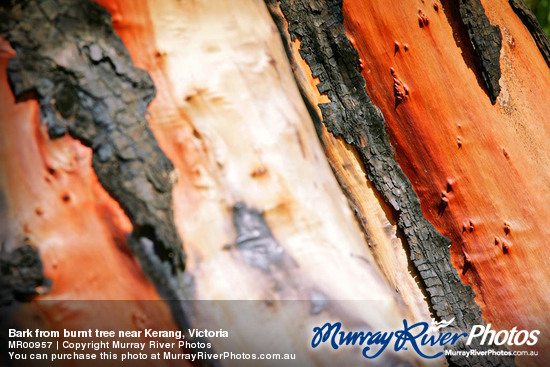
left=455, top=0, right=503, bottom=104
left=266, top=0, right=514, bottom=365
left=0, top=0, right=190, bottom=333
left=508, top=0, right=550, bottom=69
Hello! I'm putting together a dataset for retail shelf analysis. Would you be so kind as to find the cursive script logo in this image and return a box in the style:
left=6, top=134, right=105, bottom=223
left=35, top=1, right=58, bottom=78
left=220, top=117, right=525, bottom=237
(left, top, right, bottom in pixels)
left=311, top=319, right=467, bottom=359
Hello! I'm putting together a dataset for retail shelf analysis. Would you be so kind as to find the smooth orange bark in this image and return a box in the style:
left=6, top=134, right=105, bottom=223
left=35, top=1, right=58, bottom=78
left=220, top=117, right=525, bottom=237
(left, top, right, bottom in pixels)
left=343, top=0, right=550, bottom=361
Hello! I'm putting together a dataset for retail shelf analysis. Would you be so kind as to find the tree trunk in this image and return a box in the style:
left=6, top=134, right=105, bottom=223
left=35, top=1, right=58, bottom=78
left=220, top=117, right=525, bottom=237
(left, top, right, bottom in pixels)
left=1, top=0, right=549, bottom=366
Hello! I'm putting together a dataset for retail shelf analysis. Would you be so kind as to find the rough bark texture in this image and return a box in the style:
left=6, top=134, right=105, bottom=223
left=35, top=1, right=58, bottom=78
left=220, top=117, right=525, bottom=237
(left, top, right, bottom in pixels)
left=91, top=0, right=442, bottom=364
left=0, top=244, right=50, bottom=304
left=1, top=0, right=438, bottom=364
left=267, top=0, right=513, bottom=365
left=266, top=2, right=433, bottom=325
left=3, top=0, right=549, bottom=364
left=509, top=0, right=550, bottom=68
left=340, top=0, right=550, bottom=363
left=456, top=0, right=503, bottom=104
left=0, top=0, right=187, bottom=310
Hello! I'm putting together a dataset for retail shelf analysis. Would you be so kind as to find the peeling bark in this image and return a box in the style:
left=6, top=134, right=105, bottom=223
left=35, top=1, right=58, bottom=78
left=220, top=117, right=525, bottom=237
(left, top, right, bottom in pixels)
left=89, top=0, right=443, bottom=364
left=456, top=0, right=503, bottom=104
left=509, top=0, right=550, bottom=68
left=266, top=3, right=432, bottom=324
left=266, top=0, right=513, bottom=365
left=338, top=0, right=550, bottom=362
left=3, top=0, right=548, bottom=365
left=1, top=0, right=441, bottom=364
left=0, top=0, right=186, bottom=306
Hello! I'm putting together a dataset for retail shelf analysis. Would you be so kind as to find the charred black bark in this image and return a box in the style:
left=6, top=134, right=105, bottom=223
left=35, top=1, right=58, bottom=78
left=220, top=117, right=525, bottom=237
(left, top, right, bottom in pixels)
left=0, top=243, right=50, bottom=305
left=457, top=0, right=503, bottom=104
left=509, top=0, right=550, bottom=69
left=266, top=0, right=513, bottom=365
left=0, top=0, right=189, bottom=325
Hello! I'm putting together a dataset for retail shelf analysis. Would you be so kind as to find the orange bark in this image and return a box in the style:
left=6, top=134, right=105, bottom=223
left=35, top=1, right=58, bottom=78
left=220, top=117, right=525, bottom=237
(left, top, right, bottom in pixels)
left=85, top=1, right=433, bottom=364
left=0, top=38, right=183, bottom=366
left=4, top=0, right=549, bottom=364
left=343, top=0, right=550, bottom=361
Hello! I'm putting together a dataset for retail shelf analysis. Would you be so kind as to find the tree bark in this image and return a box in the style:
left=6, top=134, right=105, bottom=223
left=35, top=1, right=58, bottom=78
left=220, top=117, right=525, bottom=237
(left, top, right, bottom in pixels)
left=1, top=0, right=550, bottom=366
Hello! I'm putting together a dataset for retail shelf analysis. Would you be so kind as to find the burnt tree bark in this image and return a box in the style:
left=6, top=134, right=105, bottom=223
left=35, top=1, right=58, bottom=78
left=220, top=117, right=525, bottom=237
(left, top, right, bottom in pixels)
left=2, top=0, right=550, bottom=366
